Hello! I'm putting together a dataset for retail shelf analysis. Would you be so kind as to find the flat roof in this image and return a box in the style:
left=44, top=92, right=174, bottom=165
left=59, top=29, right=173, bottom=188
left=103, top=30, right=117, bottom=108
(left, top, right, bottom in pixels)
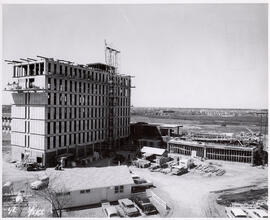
left=168, top=139, right=256, bottom=151
left=50, top=165, right=134, bottom=192
left=149, top=123, right=182, bottom=129
left=141, top=146, right=166, bottom=155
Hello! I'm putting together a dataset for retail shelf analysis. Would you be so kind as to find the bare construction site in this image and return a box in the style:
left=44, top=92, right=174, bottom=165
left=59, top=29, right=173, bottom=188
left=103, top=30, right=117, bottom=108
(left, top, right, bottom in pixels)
left=1, top=4, right=268, bottom=218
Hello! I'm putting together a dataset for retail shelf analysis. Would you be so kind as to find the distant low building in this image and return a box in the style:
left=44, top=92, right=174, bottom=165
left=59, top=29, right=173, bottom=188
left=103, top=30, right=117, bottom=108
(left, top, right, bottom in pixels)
left=138, top=138, right=162, bottom=148
left=141, top=146, right=167, bottom=158
left=130, top=122, right=164, bottom=147
left=168, top=139, right=258, bottom=164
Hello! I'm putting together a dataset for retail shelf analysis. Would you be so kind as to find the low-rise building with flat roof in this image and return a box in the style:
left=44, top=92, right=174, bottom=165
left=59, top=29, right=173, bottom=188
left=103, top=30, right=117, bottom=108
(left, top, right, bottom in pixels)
left=168, top=139, right=257, bottom=164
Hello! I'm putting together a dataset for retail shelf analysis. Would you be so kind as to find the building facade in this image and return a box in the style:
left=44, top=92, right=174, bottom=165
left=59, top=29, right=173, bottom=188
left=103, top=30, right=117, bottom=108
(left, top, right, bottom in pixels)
left=7, top=58, right=131, bottom=166
left=168, top=139, right=257, bottom=164
left=2, top=113, right=12, bottom=133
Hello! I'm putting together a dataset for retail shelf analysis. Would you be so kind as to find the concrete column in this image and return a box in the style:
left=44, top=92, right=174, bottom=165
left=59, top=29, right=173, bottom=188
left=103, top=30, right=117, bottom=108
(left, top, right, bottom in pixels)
left=38, top=63, right=41, bottom=75
left=203, top=147, right=206, bottom=158
left=42, top=153, right=46, bottom=166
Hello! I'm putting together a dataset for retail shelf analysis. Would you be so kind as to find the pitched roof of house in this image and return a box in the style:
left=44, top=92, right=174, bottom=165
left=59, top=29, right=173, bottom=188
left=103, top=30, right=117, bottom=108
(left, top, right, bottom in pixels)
left=50, top=165, right=134, bottom=192
left=141, top=146, right=166, bottom=156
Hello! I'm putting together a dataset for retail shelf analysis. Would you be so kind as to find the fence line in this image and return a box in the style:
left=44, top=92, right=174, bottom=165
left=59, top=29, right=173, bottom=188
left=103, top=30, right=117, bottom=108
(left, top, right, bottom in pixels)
left=149, top=190, right=170, bottom=211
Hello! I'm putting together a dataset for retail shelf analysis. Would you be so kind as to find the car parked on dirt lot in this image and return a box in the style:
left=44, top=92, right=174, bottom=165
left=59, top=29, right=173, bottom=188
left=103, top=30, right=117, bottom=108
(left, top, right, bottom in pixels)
left=171, top=167, right=188, bottom=176
left=133, top=178, right=153, bottom=188
left=103, top=206, right=120, bottom=218
left=225, top=207, right=248, bottom=218
left=26, top=162, right=46, bottom=171
left=149, top=164, right=160, bottom=172
left=243, top=208, right=268, bottom=218
left=118, top=198, right=140, bottom=217
left=30, top=175, right=49, bottom=190
left=133, top=197, right=158, bottom=215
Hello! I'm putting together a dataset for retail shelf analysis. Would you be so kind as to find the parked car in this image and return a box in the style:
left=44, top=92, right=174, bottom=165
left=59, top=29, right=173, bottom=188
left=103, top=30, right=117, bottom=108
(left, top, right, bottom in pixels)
left=103, top=206, right=120, bottom=218
left=133, top=178, right=153, bottom=188
left=171, top=167, right=188, bottom=176
left=243, top=208, right=268, bottom=218
left=118, top=198, right=140, bottom=217
left=112, top=154, right=125, bottom=164
left=225, top=207, right=248, bottom=218
left=30, top=175, right=49, bottom=190
left=26, top=162, right=46, bottom=171
left=101, top=202, right=120, bottom=218
left=149, top=164, right=160, bottom=172
left=133, top=197, right=158, bottom=215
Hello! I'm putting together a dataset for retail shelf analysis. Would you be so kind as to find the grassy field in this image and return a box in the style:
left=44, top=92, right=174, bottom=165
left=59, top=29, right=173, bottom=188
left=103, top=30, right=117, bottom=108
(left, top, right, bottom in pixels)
left=131, top=115, right=266, bottom=134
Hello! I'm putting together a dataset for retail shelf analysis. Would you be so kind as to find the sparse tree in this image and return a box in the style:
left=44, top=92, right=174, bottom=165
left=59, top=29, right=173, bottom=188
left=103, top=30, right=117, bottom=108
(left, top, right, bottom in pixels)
left=31, top=173, right=71, bottom=217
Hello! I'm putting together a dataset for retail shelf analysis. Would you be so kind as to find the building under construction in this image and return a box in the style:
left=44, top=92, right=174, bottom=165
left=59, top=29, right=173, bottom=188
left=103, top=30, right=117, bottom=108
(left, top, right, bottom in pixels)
left=168, top=139, right=258, bottom=164
left=6, top=45, right=132, bottom=166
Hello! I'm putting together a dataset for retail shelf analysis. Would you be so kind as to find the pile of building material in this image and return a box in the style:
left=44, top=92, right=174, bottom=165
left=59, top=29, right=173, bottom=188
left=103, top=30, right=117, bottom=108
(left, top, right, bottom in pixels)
left=194, top=164, right=226, bottom=176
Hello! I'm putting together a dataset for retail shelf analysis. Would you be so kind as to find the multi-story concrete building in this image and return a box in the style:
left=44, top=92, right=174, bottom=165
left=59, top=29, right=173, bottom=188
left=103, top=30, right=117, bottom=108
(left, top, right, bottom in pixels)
left=6, top=57, right=132, bottom=166
left=2, top=113, right=12, bottom=133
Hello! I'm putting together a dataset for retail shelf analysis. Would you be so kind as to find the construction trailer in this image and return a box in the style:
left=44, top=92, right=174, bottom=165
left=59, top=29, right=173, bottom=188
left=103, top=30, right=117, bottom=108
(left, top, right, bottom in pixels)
left=5, top=49, right=132, bottom=166
left=167, top=139, right=258, bottom=164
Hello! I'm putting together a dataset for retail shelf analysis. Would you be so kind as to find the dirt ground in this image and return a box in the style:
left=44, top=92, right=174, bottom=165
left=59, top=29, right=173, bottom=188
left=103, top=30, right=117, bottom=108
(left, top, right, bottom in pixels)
left=2, top=142, right=268, bottom=218
left=129, top=161, right=268, bottom=218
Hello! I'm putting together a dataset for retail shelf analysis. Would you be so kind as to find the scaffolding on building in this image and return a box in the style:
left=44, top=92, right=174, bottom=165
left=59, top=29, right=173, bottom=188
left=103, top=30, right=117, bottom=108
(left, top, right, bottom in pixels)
left=105, top=40, right=120, bottom=150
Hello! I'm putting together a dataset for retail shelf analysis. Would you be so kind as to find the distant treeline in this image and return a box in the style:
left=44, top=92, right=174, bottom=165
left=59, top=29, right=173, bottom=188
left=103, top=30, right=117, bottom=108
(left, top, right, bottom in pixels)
left=131, top=109, right=268, bottom=127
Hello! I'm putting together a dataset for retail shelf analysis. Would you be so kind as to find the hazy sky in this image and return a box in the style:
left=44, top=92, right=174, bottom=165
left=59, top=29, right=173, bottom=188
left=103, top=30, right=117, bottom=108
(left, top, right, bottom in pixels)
left=2, top=4, right=268, bottom=109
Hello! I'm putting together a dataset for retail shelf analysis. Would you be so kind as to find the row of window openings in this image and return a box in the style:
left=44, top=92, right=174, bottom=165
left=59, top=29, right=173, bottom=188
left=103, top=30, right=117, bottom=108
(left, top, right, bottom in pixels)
left=47, top=107, right=130, bottom=120
left=47, top=119, right=129, bottom=134
left=115, top=185, right=124, bottom=193
left=48, top=93, right=130, bottom=107
left=14, top=63, right=45, bottom=77
left=169, top=145, right=252, bottom=156
left=47, top=131, right=107, bottom=149
left=48, top=94, right=115, bottom=106
left=48, top=79, right=129, bottom=98
left=48, top=63, right=107, bottom=83
left=79, top=185, right=123, bottom=195
left=47, top=127, right=129, bottom=149
left=47, top=63, right=130, bottom=86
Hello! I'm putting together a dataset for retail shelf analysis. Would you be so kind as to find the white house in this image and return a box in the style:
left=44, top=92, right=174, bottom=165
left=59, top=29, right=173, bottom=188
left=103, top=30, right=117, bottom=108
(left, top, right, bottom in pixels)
left=50, top=165, right=134, bottom=208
